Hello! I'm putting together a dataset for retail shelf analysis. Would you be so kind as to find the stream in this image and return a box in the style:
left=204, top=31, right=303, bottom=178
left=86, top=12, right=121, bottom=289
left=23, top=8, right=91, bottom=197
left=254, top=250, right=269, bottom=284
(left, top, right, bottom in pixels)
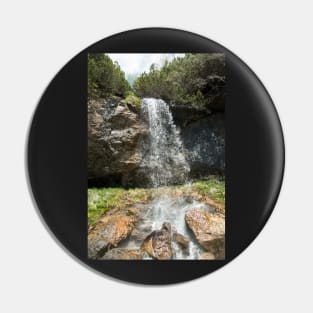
left=119, top=98, right=211, bottom=259
left=119, top=193, right=213, bottom=259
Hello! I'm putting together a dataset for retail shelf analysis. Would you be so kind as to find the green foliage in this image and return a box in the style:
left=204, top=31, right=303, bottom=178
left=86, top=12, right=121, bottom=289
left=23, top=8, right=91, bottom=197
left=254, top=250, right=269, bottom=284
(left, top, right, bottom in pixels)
left=88, top=187, right=150, bottom=225
left=88, top=188, right=124, bottom=225
left=88, top=177, right=225, bottom=225
left=133, top=53, right=225, bottom=110
left=88, top=54, right=131, bottom=98
left=192, top=178, right=225, bottom=205
left=124, top=92, right=141, bottom=107
left=186, top=90, right=206, bottom=109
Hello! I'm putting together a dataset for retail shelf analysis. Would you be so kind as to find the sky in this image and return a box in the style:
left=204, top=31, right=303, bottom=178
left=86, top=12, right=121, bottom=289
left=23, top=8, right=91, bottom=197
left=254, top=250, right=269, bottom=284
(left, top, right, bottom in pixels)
left=108, top=53, right=184, bottom=84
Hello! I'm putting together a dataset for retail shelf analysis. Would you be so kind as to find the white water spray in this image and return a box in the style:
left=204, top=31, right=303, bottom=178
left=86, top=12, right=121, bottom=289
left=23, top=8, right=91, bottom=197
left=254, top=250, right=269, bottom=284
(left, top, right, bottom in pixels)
left=141, top=98, right=190, bottom=187
left=125, top=98, right=211, bottom=259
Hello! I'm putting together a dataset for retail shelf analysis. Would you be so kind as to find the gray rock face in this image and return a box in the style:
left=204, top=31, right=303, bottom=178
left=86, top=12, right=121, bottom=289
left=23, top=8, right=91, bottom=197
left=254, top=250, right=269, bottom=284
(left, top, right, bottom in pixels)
left=88, top=97, right=148, bottom=186
left=88, top=97, right=224, bottom=187
left=181, top=113, right=225, bottom=177
left=171, top=105, right=225, bottom=177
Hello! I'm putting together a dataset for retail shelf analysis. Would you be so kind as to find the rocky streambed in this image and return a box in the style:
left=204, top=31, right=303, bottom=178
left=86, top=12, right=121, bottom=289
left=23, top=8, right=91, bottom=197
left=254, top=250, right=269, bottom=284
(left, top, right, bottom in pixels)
left=88, top=192, right=225, bottom=260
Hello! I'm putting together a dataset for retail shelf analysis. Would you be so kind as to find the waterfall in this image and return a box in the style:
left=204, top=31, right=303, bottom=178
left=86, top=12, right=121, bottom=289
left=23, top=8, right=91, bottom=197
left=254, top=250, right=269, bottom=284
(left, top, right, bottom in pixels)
left=118, top=98, right=212, bottom=259
left=140, top=98, right=190, bottom=187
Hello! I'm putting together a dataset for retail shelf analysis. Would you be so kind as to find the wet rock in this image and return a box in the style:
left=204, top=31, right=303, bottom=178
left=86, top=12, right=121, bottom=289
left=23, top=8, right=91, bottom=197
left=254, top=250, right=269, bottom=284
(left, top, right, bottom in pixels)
left=88, top=96, right=224, bottom=187
left=180, top=113, right=225, bottom=178
left=88, top=214, right=135, bottom=259
left=130, top=228, right=151, bottom=243
left=173, top=232, right=190, bottom=249
left=126, top=207, right=139, bottom=216
left=141, top=222, right=173, bottom=260
left=185, top=208, right=225, bottom=258
left=100, top=248, right=143, bottom=260
left=185, top=195, right=194, bottom=204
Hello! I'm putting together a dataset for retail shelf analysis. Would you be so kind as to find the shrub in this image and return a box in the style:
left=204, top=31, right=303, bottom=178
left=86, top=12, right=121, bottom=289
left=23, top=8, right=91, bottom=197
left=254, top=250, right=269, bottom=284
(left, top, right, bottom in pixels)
left=125, top=92, right=141, bottom=107
left=88, top=54, right=131, bottom=98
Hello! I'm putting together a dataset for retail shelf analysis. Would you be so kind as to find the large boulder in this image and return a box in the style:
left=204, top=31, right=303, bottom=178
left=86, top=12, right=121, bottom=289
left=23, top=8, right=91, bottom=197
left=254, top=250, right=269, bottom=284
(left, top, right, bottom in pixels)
left=185, top=208, right=225, bottom=259
left=141, top=222, right=173, bottom=260
left=88, top=213, right=135, bottom=259
left=88, top=97, right=148, bottom=186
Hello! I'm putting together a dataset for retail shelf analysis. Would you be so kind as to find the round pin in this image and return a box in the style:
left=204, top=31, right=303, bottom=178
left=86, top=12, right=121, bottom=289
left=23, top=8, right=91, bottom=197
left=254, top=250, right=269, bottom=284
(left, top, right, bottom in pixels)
left=27, top=28, right=284, bottom=284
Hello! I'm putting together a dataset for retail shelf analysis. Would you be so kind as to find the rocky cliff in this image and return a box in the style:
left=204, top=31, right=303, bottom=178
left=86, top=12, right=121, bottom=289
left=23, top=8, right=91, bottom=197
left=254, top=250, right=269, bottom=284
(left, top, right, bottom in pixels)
left=88, top=97, right=148, bottom=186
left=170, top=104, right=225, bottom=178
left=88, top=97, right=224, bottom=187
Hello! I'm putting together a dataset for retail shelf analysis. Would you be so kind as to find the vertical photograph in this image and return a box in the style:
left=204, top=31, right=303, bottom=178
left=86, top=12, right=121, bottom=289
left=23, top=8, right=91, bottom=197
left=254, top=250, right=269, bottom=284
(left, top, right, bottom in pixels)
left=87, top=53, right=225, bottom=260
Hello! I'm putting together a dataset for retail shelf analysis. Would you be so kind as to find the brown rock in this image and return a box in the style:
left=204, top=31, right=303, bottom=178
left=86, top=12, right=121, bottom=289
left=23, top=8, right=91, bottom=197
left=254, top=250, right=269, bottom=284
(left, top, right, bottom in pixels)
left=100, top=248, right=143, bottom=260
left=126, top=207, right=139, bottom=215
left=203, top=196, right=225, bottom=213
left=173, top=232, right=190, bottom=249
left=200, top=252, right=216, bottom=260
left=185, top=208, right=225, bottom=258
left=88, top=97, right=148, bottom=187
left=141, top=222, right=172, bottom=260
left=88, top=214, right=135, bottom=259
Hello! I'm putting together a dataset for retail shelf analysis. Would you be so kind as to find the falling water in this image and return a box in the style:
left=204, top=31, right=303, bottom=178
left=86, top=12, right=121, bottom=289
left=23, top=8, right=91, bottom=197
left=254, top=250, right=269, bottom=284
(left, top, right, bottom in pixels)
left=140, top=98, right=190, bottom=187
left=122, top=98, right=211, bottom=259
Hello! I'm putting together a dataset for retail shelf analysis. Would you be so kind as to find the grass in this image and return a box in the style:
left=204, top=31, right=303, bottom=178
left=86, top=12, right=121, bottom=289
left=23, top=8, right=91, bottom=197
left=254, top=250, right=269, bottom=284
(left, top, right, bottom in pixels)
left=88, top=187, right=149, bottom=225
left=191, top=178, right=225, bottom=205
left=88, top=177, right=225, bottom=226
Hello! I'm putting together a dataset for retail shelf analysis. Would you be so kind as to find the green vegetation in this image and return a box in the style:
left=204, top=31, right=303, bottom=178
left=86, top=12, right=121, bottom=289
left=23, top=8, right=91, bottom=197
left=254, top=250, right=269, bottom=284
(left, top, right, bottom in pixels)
left=124, top=92, right=141, bottom=107
left=88, top=178, right=225, bottom=226
left=133, top=53, right=225, bottom=110
left=88, top=53, right=225, bottom=110
left=192, top=179, right=225, bottom=205
left=88, top=187, right=150, bottom=225
left=88, top=54, right=131, bottom=98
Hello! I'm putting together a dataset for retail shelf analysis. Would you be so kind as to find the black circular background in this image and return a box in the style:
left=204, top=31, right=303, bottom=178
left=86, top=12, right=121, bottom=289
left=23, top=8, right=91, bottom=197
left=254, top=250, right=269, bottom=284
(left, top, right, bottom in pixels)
left=27, top=28, right=284, bottom=284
